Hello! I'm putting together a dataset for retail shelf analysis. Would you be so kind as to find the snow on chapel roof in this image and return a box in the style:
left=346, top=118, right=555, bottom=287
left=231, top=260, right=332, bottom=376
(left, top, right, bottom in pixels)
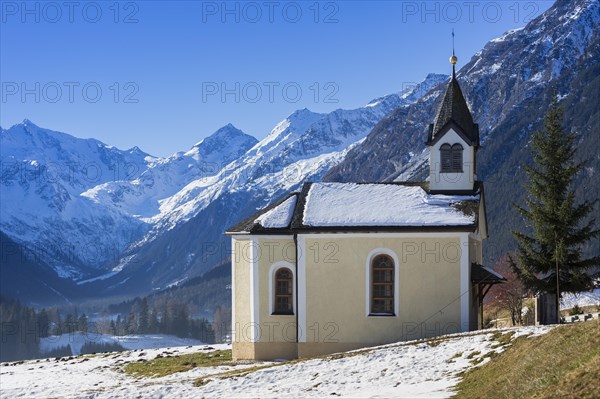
left=303, top=182, right=476, bottom=227
left=255, top=195, right=297, bottom=228
left=226, top=182, right=481, bottom=234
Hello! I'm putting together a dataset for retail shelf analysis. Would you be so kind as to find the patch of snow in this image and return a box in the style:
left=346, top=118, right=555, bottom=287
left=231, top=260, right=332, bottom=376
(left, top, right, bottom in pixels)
left=510, top=325, right=553, bottom=338
left=107, top=277, right=131, bottom=289
left=1, top=344, right=232, bottom=399
left=76, top=271, right=120, bottom=285
left=167, top=278, right=187, bottom=288
left=490, top=27, right=524, bottom=43
left=489, top=63, right=502, bottom=74
left=365, top=99, right=383, bottom=108
left=556, top=93, right=568, bottom=102
left=530, top=71, right=544, bottom=82
left=255, top=195, right=297, bottom=228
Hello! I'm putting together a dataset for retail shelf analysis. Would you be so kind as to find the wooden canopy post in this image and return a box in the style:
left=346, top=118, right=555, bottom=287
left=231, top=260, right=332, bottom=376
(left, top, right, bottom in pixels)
left=471, top=263, right=507, bottom=330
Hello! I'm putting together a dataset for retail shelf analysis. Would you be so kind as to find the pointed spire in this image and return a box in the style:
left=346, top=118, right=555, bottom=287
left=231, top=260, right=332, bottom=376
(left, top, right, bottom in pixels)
left=427, top=33, right=479, bottom=148
left=450, top=29, right=458, bottom=80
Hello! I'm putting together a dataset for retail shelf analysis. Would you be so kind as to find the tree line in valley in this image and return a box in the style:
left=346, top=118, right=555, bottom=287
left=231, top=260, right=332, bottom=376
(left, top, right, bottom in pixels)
left=0, top=295, right=217, bottom=362
left=106, top=297, right=214, bottom=342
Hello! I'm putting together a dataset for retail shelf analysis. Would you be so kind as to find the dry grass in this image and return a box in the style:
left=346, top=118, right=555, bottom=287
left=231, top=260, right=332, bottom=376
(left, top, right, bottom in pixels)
left=193, top=363, right=278, bottom=387
left=122, top=349, right=232, bottom=378
left=455, top=320, right=600, bottom=399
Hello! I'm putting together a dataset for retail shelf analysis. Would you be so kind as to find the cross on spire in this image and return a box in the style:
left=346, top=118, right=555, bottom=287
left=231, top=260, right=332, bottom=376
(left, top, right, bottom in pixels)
left=450, top=29, right=458, bottom=79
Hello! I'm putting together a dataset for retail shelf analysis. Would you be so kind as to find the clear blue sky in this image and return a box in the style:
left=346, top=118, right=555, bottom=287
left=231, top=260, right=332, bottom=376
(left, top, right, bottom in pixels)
left=1, top=1, right=553, bottom=157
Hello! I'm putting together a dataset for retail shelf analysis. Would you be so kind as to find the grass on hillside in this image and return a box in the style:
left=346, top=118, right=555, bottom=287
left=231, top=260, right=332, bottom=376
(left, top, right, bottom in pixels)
left=194, top=363, right=279, bottom=387
left=456, top=320, right=600, bottom=399
left=123, top=349, right=233, bottom=378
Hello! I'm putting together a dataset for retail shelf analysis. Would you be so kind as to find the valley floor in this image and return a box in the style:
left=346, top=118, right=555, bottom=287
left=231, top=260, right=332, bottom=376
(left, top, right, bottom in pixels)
left=0, top=326, right=554, bottom=399
left=40, top=333, right=207, bottom=356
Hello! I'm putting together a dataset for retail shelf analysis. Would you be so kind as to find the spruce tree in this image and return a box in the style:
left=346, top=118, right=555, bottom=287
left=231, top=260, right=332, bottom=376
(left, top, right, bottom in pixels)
left=78, top=313, right=88, bottom=333
left=512, top=94, right=599, bottom=318
left=127, top=311, right=137, bottom=334
left=138, top=298, right=149, bottom=334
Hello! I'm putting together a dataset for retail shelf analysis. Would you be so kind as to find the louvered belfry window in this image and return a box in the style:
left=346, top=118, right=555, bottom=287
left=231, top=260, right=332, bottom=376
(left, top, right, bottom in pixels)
left=274, top=268, right=293, bottom=315
left=440, top=143, right=463, bottom=172
left=371, top=255, right=394, bottom=315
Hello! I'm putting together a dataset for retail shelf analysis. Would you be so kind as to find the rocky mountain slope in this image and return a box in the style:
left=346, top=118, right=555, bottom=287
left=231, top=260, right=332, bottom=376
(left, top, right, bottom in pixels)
left=0, top=232, right=80, bottom=305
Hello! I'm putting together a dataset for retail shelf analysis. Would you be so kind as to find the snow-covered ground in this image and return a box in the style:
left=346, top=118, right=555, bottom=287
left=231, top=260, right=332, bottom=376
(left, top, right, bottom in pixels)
left=40, top=333, right=207, bottom=356
left=1, top=326, right=553, bottom=399
left=560, top=288, right=600, bottom=310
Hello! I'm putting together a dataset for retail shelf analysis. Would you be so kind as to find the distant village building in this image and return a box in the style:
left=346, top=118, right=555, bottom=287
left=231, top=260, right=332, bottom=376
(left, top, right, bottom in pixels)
left=226, top=53, right=505, bottom=360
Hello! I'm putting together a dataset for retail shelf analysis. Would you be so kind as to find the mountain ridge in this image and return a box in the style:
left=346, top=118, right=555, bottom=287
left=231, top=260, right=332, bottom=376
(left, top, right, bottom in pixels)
left=1, top=74, right=448, bottom=301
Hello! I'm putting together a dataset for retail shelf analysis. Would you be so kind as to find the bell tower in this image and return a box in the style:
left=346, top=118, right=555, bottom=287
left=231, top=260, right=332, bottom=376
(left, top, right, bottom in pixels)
left=427, top=44, right=479, bottom=193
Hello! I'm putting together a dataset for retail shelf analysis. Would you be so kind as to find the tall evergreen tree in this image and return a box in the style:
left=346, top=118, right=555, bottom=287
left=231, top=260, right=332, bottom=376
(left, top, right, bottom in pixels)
left=37, top=309, right=50, bottom=338
left=64, top=313, right=76, bottom=333
left=148, top=308, right=159, bottom=333
left=49, top=308, right=62, bottom=336
left=512, top=94, right=600, bottom=318
left=126, top=311, right=137, bottom=334
left=78, top=313, right=88, bottom=333
left=138, top=298, right=149, bottom=334
left=110, top=319, right=117, bottom=336
left=115, top=315, right=123, bottom=336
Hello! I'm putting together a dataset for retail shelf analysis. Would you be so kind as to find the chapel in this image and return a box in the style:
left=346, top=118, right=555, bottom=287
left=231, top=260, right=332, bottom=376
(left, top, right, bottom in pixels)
left=226, top=52, right=504, bottom=360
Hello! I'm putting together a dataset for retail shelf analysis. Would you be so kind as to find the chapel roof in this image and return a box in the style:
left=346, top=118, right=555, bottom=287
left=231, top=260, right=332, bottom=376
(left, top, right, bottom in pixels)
left=226, top=181, right=483, bottom=235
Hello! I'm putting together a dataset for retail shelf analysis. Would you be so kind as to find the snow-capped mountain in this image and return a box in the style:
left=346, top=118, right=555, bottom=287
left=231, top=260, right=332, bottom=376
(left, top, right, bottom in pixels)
left=0, top=120, right=154, bottom=278
left=89, top=74, right=448, bottom=294
left=0, top=122, right=257, bottom=279
left=81, top=124, right=258, bottom=220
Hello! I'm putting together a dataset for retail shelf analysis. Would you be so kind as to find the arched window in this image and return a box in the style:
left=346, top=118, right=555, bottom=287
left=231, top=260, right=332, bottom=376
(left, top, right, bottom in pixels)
left=371, top=255, right=395, bottom=315
left=440, top=143, right=463, bottom=173
left=274, top=268, right=293, bottom=315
